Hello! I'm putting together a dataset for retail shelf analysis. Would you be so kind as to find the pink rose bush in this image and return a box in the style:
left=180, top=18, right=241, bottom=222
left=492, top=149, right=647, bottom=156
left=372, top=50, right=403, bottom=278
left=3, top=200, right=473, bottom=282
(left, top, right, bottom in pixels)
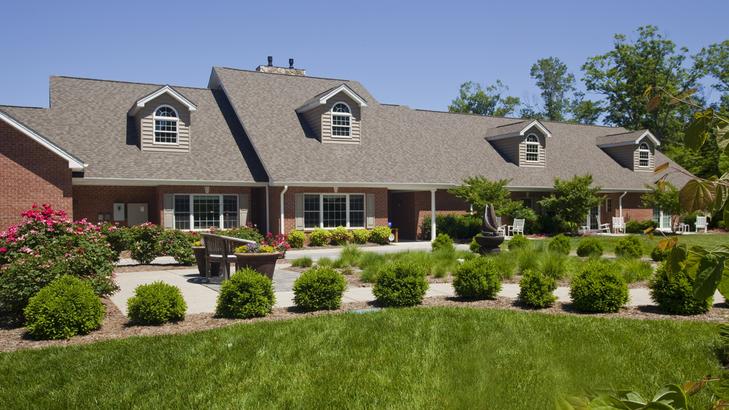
left=0, top=204, right=118, bottom=324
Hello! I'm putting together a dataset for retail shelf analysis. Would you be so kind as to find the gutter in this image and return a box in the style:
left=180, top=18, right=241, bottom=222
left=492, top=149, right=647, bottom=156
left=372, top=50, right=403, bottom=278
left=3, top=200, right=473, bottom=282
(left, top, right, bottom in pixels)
left=280, top=185, right=288, bottom=234
left=619, top=191, right=627, bottom=219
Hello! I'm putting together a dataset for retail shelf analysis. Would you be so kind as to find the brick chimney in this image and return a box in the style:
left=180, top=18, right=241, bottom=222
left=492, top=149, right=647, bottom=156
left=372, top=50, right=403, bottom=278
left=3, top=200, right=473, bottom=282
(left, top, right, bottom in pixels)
left=256, top=56, right=306, bottom=76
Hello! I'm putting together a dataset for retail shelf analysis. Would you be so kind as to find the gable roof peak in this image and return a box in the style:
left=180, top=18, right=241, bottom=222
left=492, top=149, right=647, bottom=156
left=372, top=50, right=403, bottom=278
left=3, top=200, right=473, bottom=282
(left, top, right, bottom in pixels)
left=596, top=129, right=660, bottom=147
left=295, top=83, right=368, bottom=113
left=486, top=119, right=552, bottom=140
left=128, top=85, right=197, bottom=116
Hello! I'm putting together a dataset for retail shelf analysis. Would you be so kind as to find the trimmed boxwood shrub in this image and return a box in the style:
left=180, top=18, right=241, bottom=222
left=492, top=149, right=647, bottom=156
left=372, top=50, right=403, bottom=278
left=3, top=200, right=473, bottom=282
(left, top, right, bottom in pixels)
left=519, top=269, right=557, bottom=308
left=625, top=219, right=657, bottom=234
left=308, top=228, right=331, bottom=247
left=576, top=237, right=603, bottom=257
left=291, top=257, right=313, bottom=268
left=287, top=230, right=306, bottom=248
left=127, top=281, right=187, bottom=325
left=373, top=261, right=428, bottom=307
left=614, top=235, right=644, bottom=259
left=369, top=226, right=392, bottom=245
left=453, top=257, right=501, bottom=299
left=507, top=234, right=529, bottom=250
left=570, top=260, right=628, bottom=313
left=548, top=234, right=571, bottom=255
left=23, top=276, right=105, bottom=340
left=431, top=233, right=455, bottom=252
left=329, top=226, right=354, bottom=245
left=215, top=268, right=275, bottom=319
left=649, top=264, right=712, bottom=315
left=352, top=229, right=370, bottom=244
left=469, top=235, right=481, bottom=253
left=651, top=245, right=670, bottom=262
left=293, top=266, right=347, bottom=311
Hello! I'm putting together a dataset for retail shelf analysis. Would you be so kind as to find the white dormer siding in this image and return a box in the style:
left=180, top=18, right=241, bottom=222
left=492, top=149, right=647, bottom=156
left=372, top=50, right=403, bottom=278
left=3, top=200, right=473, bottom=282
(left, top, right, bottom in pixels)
left=518, top=130, right=546, bottom=167
left=300, top=93, right=362, bottom=144
left=137, top=94, right=191, bottom=152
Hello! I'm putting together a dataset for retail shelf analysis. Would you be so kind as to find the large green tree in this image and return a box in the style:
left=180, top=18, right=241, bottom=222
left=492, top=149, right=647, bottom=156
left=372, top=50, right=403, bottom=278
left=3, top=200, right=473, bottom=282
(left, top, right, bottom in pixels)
left=448, top=80, right=520, bottom=117
left=693, top=40, right=729, bottom=109
left=530, top=57, right=575, bottom=121
left=581, top=26, right=700, bottom=146
left=538, top=175, right=601, bottom=233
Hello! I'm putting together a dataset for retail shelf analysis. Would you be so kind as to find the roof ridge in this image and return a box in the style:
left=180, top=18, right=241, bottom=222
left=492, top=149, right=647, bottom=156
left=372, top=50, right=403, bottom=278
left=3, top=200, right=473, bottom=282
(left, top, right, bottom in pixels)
left=601, top=129, right=645, bottom=137
left=412, top=108, right=623, bottom=130
left=213, top=66, right=353, bottom=83
left=0, top=104, right=47, bottom=110
left=51, top=75, right=211, bottom=91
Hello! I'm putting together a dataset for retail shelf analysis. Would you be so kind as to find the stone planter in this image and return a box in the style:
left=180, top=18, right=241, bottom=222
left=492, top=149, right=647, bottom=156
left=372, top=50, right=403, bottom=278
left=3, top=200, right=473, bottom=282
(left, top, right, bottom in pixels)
left=234, top=252, right=281, bottom=279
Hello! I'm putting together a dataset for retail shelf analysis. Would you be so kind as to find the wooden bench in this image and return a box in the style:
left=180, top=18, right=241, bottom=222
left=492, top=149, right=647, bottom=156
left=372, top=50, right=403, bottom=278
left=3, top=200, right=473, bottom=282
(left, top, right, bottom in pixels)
left=200, top=233, right=256, bottom=280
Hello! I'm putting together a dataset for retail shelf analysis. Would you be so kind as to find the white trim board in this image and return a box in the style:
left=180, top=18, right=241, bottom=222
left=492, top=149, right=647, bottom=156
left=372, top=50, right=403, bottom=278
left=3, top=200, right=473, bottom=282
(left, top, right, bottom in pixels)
left=0, top=111, right=86, bottom=171
left=129, top=85, right=198, bottom=116
left=296, top=84, right=368, bottom=113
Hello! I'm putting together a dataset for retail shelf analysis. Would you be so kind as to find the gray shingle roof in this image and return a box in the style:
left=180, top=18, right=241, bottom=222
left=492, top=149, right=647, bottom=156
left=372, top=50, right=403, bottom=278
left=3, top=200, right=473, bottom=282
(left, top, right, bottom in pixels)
left=212, top=67, right=690, bottom=191
left=0, top=76, right=266, bottom=183
left=596, top=130, right=649, bottom=147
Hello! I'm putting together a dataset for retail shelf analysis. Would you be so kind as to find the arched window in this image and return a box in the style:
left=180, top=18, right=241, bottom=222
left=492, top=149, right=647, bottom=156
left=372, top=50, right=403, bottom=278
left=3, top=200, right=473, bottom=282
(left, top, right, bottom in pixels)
left=331, top=102, right=351, bottom=137
left=525, top=134, right=539, bottom=162
left=638, top=142, right=650, bottom=167
left=154, top=105, right=178, bottom=144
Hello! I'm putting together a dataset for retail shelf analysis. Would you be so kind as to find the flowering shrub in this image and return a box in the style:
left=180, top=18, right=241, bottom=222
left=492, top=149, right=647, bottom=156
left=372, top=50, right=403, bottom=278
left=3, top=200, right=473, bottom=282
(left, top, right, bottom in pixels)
left=219, top=226, right=264, bottom=243
left=128, top=223, right=162, bottom=264
left=0, top=204, right=117, bottom=324
left=262, top=232, right=290, bottom=254
left=157, top=229, right=194, bottom=265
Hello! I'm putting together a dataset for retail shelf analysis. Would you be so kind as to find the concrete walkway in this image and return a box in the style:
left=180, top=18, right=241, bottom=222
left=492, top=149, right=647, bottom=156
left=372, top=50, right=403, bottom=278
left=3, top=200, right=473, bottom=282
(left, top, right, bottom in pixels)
left=110, top=266, right=724, bottom=316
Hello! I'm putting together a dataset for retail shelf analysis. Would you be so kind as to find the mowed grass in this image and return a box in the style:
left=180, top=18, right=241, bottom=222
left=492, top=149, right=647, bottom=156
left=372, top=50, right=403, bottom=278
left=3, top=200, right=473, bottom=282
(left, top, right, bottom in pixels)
left=535, top=232, right=729, bottom=256
left=0, top=308, right=721, bottom=409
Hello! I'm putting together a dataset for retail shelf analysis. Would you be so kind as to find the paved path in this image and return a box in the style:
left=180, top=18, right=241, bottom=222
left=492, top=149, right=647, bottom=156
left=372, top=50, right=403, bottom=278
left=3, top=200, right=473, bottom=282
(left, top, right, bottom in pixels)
left=111, top=267, right=724, bottom=316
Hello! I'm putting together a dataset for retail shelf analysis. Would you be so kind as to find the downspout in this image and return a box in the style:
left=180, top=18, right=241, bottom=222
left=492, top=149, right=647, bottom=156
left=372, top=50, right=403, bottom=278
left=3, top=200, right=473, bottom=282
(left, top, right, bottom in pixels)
left=618, top=191, right=627, bottom=219
left=265, top=185, right=270, bottom=233
left=279, top=185, right=288, bottom=235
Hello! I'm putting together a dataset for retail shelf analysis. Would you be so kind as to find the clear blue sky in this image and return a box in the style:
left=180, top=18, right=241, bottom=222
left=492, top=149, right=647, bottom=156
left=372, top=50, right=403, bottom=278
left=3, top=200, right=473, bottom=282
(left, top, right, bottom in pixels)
left=2, top=0, right=727, bottom=111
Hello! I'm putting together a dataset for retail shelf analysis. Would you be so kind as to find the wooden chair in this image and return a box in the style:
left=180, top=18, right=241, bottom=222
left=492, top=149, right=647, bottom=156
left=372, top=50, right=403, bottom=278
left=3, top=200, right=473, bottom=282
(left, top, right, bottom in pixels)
left=695, top=216, right=708, bottom=233
left=507, top=219, right=525, bottom=237
left=200, top=233, right=236, bottom=280
left=612, top=217, right=625, bottom=234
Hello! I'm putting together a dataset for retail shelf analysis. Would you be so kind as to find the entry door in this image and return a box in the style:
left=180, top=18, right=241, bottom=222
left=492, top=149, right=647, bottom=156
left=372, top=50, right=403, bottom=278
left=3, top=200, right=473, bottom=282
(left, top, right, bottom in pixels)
left=127, top=203, right=149, bottom=226
left=586, top=206, right=600, bottom=230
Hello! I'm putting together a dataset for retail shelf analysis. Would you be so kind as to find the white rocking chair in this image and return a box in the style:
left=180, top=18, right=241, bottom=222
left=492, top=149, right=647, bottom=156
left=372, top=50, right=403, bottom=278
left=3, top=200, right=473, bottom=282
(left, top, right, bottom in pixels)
left=506, top=218, right=525, bottom=237
left=695, top=216, right=708, bottom=233
left=612, top=217, right=625, bottom=234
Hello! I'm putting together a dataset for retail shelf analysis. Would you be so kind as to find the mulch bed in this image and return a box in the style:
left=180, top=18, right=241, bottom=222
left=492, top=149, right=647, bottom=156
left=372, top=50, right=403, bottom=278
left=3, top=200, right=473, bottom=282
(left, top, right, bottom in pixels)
left=2, top=295, right=729, bottom=353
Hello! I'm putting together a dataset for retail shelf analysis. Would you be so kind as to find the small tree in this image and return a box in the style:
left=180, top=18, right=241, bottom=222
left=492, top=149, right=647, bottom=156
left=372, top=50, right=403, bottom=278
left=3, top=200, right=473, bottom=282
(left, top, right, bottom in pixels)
left=448, top=177, right=523, bottom=217
left=641, top=181, right=680, bottom=230
left=538, top=175, right=601, bottom=233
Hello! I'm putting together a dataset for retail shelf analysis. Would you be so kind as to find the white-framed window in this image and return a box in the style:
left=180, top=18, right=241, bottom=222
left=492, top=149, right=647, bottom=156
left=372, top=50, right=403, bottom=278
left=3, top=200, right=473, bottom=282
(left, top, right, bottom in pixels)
left=173, top=194, right=238, bottom=230
left=331, top=102, right=351, bottom=137
left=638, top=142, right=650, bottom=167
left=303, top=193, right=365, bottom=229
left=153, top=105, right=178, bottom=144
left=525, top=134, right=539, bottom=162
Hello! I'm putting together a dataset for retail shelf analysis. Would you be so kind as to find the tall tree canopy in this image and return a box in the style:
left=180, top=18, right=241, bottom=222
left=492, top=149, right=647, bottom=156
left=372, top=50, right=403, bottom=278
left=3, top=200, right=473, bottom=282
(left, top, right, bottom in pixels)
left=448, top=80, right=520, bottom=117
left=530, top=57, right=575, bottom=121
left=694, top=40, right=729, bottom=109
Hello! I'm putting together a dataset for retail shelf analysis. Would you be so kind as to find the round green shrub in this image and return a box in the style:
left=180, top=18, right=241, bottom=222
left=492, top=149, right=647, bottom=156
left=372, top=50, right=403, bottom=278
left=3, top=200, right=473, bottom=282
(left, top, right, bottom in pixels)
left=614, top=235, right=644, bottom=259
left=650, top=245, right=670, bottom=262
left=649, top=264, right=711, bottom=315
left=576, top=237, right=603, bottom=257
left=215, top=268, right=275, bottom=319
left=453, top=257, right=502, bottom=299
left=287, top=230, right=306, bottom=248
left=329, top=226, right=354, bottom=245
left=308, top=228, right=331, bottom=247
left=507, top=235, right=529, bottom=250
left=157, top=229, right=195, bottom=265
left=127, top=281, right=187, bottom=325
left=548, top=234, right=571, bottom=255
left=293, top=266, right=347, bottom=311
left=369, top=226, right=392, bottom=245
left=469, top=235, right=481, bottom=253
left=23, top=276, right=105, bottom=340
left=569, top=260, right=628, bottom=313
left=519, top=269, right=557, bottom=308
left=352, top=229, right=370, bottom=245
left=431, top=233, right=455, bottom=252
left=373, top=261, right=428, bottom=307
left=220, top=226, right=264, bottom=243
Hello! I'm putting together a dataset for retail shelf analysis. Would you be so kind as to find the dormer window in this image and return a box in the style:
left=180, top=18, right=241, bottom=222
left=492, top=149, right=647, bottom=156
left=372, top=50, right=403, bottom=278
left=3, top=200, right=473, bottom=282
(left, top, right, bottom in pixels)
left=638, top=142, right=650, bottom=167
left=331, top=102, right=351, bottom=137
left=525, top=134, right=539, bottom=162
left=153, top=105, right=178, bottom=144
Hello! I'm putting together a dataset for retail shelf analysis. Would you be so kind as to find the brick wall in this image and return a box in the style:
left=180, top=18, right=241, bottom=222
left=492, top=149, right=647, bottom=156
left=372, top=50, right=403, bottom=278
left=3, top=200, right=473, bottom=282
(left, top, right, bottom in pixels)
left=269, top=186, right=388, bottom=235
left=412, top=190, right=470, bottom=239
left=621, top=192, right=653, bottom=222
left=73, top=186, right=157, bottom=224
left=0, top=120, right=72, bottom=228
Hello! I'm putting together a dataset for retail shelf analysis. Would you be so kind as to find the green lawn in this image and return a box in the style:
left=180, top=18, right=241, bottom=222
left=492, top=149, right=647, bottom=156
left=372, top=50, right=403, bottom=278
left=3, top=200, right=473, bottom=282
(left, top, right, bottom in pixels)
left=534, top=232, right=729, bottom=256
left=0, top=308, right=721, bottom=409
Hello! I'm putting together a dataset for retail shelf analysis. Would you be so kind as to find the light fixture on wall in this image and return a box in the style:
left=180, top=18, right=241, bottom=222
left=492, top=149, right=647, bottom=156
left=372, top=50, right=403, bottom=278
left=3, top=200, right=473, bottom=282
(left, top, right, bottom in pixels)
left=204, top=186, right=210, bottom=194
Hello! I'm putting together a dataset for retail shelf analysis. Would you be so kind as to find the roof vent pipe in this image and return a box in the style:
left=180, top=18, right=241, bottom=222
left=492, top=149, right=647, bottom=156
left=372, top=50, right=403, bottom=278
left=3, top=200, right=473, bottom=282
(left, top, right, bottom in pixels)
left=267, top=56, right=273, bottom=66
left=289, top=58, right=294, bottom=69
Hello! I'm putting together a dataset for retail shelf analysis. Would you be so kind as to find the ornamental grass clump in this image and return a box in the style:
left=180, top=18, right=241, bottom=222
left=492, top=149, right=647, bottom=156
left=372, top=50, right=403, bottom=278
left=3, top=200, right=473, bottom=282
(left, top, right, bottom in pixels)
left=23, top=276, right=105, bottom=340
left=453, top=257, right=501, bottom=300
left=518, top=269, right=557, bottom=308
left=614, top=235, right=644, bottom=259
left=293, top=266, right=347, bottom=311
left=569, top=259, right=628, bottom=313
left=373, top=261, right=428, bottom=307
left=215, top=268, right=275, bottom=319
left=291, top=257, right=313, bottom=268
left=127, top=281, right=187, bottom=325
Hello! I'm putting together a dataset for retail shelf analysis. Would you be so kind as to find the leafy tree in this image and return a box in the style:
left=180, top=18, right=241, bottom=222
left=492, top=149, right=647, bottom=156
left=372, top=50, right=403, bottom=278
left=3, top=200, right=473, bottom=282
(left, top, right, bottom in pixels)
left=538, top=175, right=601, bottom=232
left=449, top=80, right=520, bottom=117
left=530, top=57, right=575, bottom=121
left=693, top=40, right=729, bottom=109
left=448, top=177, right=522, bottom=217
left=582, top=26, right=699, bottom=146
left=569, top=92, right=602, bottom=125
left=641, top=181, right=680, bottom=215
